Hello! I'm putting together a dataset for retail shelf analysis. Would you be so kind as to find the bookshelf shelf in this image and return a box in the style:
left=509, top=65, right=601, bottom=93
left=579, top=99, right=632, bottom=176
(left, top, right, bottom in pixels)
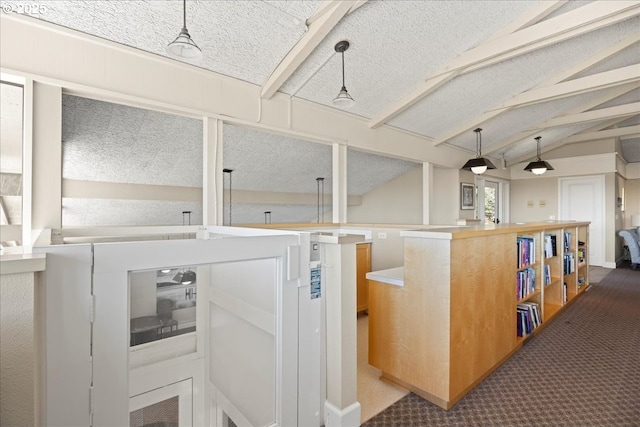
left=517, top=288, right=541, bottom=304
left=544, top=303, right=562, bottom=321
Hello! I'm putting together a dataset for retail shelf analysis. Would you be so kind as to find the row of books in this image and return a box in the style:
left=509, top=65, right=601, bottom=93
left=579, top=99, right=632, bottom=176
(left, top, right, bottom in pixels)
left=516, top=267, right=536, bottom=300
left=564, top=252, right=575, bottom=275
left=517, top=237, right=536, bottom=268
left=563, top=282, right=568, bottom=303
left=517, top=302, right=541, bottom=337
left=543, top=234, right=557, bottom=258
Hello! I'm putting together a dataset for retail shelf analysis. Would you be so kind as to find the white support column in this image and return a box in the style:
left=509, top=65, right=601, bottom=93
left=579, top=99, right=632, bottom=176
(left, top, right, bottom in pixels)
left=322, top=236, right=362, bottom=427
left=215, top=120, right=225, bottom=226
left=32, top=82, right=62, bottom=237
left=203, top=118, right=220, bottom=226
left=332, top=144, right=347, bottom=224
left=476, top=178, right=485, bottom=223
left=422, top=162, right=434, bottom=225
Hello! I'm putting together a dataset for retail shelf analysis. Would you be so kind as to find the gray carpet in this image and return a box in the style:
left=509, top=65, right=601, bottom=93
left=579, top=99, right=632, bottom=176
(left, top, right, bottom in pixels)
left=363, top=266, right=640, bottom=426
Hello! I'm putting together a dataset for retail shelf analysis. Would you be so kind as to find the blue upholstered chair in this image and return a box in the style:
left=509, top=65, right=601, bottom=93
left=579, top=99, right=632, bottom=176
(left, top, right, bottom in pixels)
left=619, top=229, right=640, bottom=270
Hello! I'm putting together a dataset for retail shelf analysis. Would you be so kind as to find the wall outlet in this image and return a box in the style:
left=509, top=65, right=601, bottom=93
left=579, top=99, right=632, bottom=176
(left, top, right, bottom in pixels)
left=378, top=232, right=387, bottom=239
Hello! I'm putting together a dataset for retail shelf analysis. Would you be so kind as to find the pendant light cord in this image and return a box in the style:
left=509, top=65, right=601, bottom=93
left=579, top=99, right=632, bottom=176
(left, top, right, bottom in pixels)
left=475, top=128, right=482, bottom=158
left=182, top=0, right=187, bottom=29
left=341, top=51, right=346, bottom=90
left=535, top=136, right=542, bottom=160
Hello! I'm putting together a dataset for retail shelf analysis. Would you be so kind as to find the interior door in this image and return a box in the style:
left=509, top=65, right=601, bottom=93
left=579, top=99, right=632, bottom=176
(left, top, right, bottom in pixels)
left=559, top=175, right=605, bottom=266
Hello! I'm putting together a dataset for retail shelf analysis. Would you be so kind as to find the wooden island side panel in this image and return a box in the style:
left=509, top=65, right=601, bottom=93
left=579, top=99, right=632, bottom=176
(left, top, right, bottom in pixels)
left=369, top=238, right=453, bottom=403
left=449, top=234, right=517, bottom=402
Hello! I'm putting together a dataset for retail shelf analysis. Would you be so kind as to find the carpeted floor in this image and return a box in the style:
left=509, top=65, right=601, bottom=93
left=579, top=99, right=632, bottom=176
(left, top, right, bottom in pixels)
left=363, top=266, right=640, bottom=427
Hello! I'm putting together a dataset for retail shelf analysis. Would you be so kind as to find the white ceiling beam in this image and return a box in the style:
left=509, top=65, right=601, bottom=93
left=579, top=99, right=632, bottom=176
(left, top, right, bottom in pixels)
left=462, top=7, right=640, bottom=76
left=497, top=65, right=640, bottom=109
left=305, top=0, right=367, bottom=26
left=439, top=1, right=640, bottom=77
left=485, top=1, right=567, bottom=42
left=508, top=118, right=636, bottom=164
left=485, top=83, right=640, bottom=155
left=558, top=125, right=640, bottom=144
left=261, top=1, right=358, bottom=100
left=531, top=103, right=640, bottom=129
left=368, top=1, right=640, bottom=129
left=432, top=33, right=640, bottom=147
left=368, top=70, right=460, bottom=129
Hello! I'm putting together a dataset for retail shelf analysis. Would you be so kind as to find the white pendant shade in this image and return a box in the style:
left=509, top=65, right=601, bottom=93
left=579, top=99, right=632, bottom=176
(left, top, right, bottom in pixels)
left=332, top=87, right=355, bottom=108
left=166, top=27, right=202, bottom=60
left=471, top=165, right=488, bottom=175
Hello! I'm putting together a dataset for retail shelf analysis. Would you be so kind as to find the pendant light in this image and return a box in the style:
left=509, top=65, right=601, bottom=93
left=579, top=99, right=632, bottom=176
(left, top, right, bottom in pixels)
left=166, top=0, right=202, bottom=61
left=524, top=136, right=554, bottom=175
left=461, top=128, right=496, bottom=175
left=332, top=40, right=355, bottom=108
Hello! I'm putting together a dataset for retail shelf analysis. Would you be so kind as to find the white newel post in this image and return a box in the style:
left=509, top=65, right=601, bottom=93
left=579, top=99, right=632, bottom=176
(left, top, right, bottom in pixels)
left=322, top=235, right=363, bottom=427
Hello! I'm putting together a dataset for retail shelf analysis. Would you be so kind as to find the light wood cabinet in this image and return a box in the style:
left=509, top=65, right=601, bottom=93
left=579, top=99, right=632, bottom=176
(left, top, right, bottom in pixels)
left=369, top=221, right=590, bottom=410
left=356, top=243, right=371, bottom=314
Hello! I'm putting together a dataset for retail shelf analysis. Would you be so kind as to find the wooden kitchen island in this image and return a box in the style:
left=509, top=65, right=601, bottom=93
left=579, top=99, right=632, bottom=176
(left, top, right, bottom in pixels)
left=368, top=221, right=590, bottom=409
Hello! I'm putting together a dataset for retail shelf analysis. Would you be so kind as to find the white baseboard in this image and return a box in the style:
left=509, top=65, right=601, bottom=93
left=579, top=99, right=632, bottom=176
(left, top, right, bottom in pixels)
left=602, top=261, right=617, bottom=269
left=325, top=401, right=361, bottom=427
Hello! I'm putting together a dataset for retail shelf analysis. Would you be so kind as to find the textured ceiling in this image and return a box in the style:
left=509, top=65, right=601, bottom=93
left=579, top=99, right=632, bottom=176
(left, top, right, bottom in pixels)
left=62, top=95, right=203, bottom=187
left=6, top=0, right=640, bottom=166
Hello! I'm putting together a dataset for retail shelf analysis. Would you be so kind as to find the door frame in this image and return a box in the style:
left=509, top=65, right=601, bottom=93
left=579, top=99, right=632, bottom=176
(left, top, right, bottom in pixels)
left=558, top=175, right=606, bottom=267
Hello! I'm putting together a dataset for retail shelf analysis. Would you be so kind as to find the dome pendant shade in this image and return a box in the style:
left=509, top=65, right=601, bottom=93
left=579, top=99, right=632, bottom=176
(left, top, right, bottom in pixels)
left=461, top=128, right=496, bottom=175
left=524, top=136, right=554, bottom=175
left=332, top=40, right=355, bottom=108
left=166, top=0, right=202, bottom=61
left=462, top=157, right=497, bottom=175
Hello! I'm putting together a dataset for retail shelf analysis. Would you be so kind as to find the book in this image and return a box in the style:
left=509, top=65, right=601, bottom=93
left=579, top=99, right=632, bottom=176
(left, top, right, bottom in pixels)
left=544, top=264, right=551, bottom=286
left=544, top=234, right=557, bottom=258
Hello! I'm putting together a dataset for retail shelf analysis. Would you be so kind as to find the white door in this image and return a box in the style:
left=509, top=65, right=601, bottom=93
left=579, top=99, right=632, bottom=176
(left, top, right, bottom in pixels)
left=559, top=175, right=605, bottom=266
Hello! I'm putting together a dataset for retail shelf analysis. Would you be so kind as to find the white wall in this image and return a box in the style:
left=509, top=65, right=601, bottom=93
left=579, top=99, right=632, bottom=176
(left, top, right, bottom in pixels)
left=510, top=177, right=558, bottom=222
left=624, top=179, right=640, bottom=228
left=0, top=272, right=36, bottom=427
left=430, top=167, right=460, bottom=225
left=347, top=167, right=422, bottom=225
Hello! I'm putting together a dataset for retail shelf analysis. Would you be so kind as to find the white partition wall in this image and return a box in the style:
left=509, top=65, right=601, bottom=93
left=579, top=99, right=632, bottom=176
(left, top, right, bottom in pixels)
left=37, top=226, right=310, bottom=427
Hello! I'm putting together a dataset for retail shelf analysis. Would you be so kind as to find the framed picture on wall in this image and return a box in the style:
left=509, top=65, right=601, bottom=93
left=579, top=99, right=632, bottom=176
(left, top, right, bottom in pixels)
left=461, top=183, right=475, bottom=210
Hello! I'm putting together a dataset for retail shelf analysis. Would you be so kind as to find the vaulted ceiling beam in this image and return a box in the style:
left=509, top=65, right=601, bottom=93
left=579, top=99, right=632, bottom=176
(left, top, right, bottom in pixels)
left=484, top=1, right=567, bottom=42
left=439, top=1, right=640, bottom=77
left=508, top=119, right=637, bottom=165
left=531, top=103, right=640, bottom=129
left=498, top=65, right=640, bottom=109
left=558, top=124, right=640, bottom=144
left=261, top=1, right=360, bottom=100
left=367, top=2, right=564, bottom=130
left=368, top=1, right=640, bottom=129
left=433, top=33, right=640, bottom=146
left=485, top=83, right=640, bottom=155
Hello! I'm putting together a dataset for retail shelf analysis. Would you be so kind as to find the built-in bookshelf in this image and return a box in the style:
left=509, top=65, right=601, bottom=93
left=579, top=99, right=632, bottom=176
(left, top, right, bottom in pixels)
left=379, top=221, right=591, bottom=411
left=519, top=224, right=590, bottom=339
